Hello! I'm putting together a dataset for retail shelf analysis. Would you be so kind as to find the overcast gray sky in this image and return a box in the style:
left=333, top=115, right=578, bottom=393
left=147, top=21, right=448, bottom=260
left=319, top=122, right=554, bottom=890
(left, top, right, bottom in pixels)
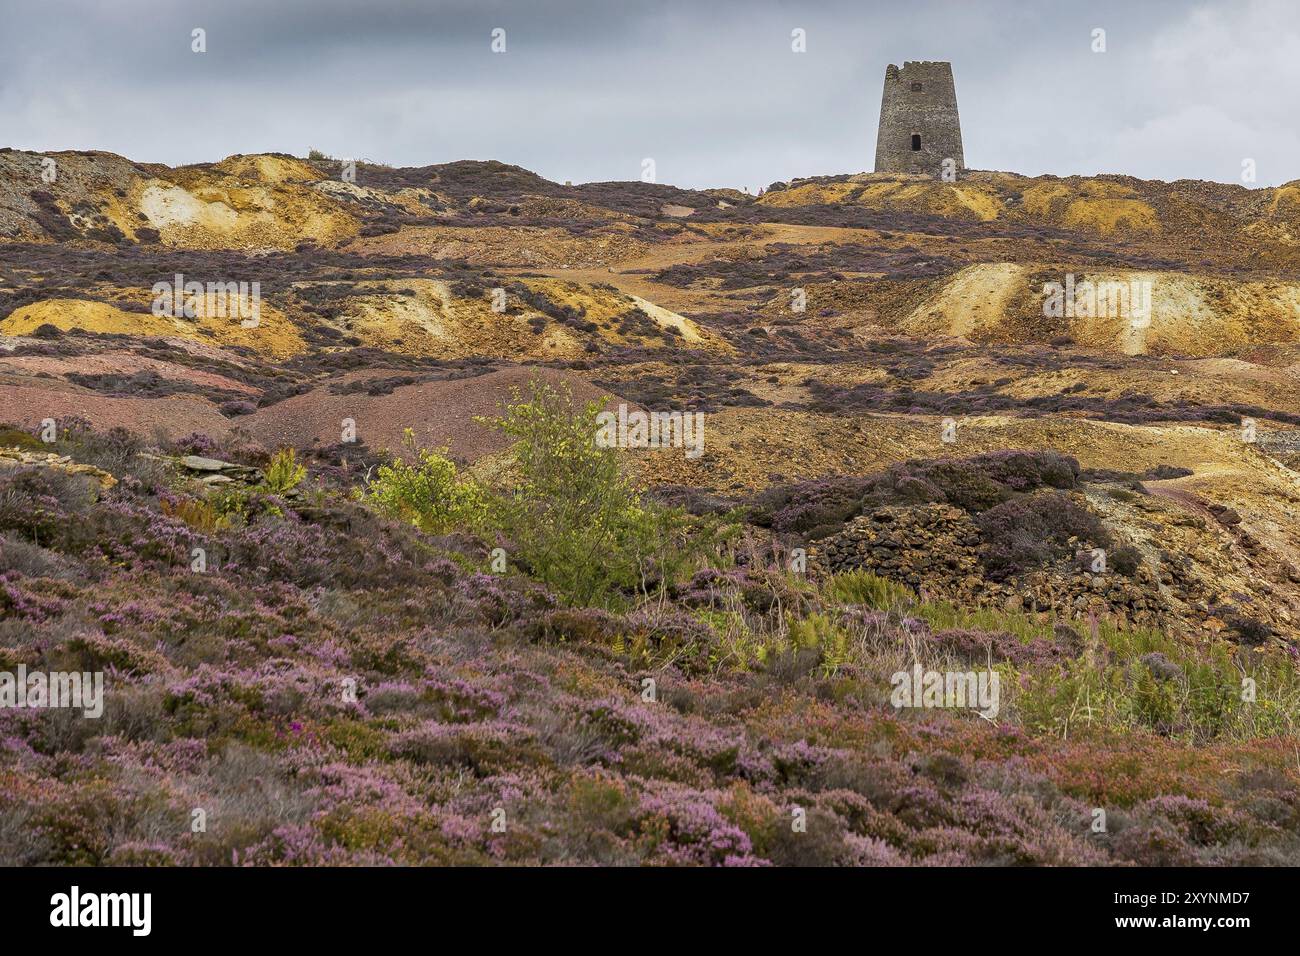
left=1, top=0, right=1296, bottom=189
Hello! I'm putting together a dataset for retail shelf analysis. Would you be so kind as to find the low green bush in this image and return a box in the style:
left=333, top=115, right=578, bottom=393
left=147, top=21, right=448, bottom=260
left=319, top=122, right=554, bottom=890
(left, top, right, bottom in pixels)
left=482, top=381, right=708, bottom=607
left=361, top=430, right=488, bottom=534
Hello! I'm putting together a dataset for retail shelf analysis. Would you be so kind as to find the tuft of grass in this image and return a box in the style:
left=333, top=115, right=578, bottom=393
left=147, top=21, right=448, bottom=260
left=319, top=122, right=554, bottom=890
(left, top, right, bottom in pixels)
left=817, top=570, right=1300, bottom=743
left=0, top=426, right=43, bottom=450
left=914, top=599, right=1057, bottom=643
left=161, top=497, right=229, bottom=534
left=824, top=570, right=915, bottom=611
left=1014, top=621, right=1300, bottom=743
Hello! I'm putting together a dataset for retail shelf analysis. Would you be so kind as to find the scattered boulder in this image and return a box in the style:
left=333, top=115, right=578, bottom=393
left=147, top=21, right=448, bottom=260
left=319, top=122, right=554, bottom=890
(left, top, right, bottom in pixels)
left=1141, top=652, right=1184, bottom=682
left=0, top=447, right=116, bottom=491
left=153, top=454, right=262, bottom=481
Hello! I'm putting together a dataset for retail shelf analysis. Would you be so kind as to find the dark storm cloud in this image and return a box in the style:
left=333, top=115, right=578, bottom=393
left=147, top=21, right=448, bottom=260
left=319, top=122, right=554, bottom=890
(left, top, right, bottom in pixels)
left=1, top=0, right=1296, bottom=188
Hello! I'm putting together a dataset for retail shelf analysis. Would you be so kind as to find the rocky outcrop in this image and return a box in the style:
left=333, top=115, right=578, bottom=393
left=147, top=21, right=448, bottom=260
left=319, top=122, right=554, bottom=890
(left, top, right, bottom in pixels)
left=177, top=455, right=262, bottom=485
left=810, top=502, right=1167, bottom=628
left=0, top=447, right=117, bottom=491
left=811, top=504, right=980, bottom=595
left=991, top=565, right=1166, bottom=628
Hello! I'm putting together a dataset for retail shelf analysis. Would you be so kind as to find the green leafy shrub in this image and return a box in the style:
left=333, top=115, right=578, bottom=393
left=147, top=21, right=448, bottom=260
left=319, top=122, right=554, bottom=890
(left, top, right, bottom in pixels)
left=483, top=381, right=701, bottom=607
left=361, top=430, right=487, bottom=534
left=209, top=486, right=253, bottom=526
left=786, top=611, right=855, bottom=676
left=263, top=448, right=307, bottom=495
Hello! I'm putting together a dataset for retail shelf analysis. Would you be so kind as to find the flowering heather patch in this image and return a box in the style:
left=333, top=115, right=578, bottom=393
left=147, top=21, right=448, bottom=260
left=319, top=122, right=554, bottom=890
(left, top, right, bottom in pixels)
left=1, top=421, right=1298, bottom=869
left=749, top=449, right=1082, bottom=538
left=925, top=626, right=1073, bottom=669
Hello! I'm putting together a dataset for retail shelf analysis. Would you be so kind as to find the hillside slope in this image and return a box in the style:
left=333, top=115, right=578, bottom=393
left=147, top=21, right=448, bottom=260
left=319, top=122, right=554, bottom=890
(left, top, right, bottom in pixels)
left=3, top=148, right=1299, bottom=868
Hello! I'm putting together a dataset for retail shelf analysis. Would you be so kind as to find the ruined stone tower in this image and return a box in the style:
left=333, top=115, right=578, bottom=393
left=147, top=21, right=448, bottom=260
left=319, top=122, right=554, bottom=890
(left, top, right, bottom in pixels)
left=873, top=61, right=964, bottom=178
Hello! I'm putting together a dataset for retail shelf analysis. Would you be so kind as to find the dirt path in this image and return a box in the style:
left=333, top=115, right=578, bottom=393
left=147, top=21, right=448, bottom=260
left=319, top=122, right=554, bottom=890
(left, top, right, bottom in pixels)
left=509, top=222, right=880, bottom=314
